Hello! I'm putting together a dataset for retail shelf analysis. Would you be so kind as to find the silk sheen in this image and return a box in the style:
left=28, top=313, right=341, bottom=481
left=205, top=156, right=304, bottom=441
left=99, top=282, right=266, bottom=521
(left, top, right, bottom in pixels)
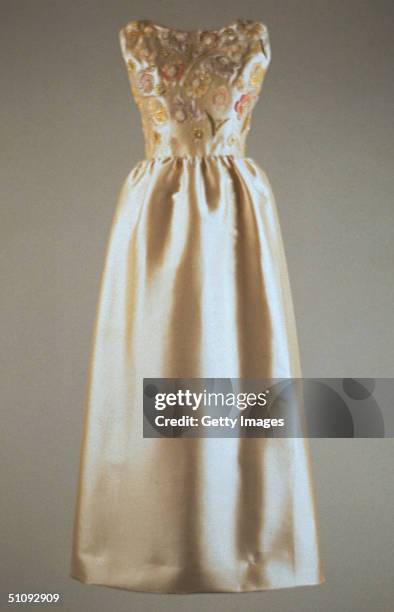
left=70, top=18, right=324, bottom=593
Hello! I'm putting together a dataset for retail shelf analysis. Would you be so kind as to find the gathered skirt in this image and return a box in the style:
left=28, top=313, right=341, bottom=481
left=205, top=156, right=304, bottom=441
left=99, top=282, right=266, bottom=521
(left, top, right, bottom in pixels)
left=70, top=155, right=324, bottom=593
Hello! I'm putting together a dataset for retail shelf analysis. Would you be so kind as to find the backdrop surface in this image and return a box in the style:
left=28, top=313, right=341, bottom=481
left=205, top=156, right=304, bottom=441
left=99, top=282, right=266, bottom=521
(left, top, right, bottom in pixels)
left=1, top=1, right=393, bottom=610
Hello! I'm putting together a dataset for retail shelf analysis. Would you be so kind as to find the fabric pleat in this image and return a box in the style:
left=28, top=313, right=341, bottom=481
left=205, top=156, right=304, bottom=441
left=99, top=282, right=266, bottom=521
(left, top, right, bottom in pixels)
left=70, top=156, right=324, bottom=592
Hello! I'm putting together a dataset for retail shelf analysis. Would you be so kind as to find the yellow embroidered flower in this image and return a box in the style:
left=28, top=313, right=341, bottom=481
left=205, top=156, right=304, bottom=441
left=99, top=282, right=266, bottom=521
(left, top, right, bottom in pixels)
left=249, top=64, right=265, bottom=88
left=227, top=134, right=237, bottom=146
left=185, top=71, right=212, bottom=98
left=147, top=98, right=169, bottom=124
left=193, top=128, right=204, bottom=140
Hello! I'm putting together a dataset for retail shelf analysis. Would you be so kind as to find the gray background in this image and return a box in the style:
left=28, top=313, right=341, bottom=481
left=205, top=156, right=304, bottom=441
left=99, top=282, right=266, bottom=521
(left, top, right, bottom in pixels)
left=1, top=0, right=393, bottom=610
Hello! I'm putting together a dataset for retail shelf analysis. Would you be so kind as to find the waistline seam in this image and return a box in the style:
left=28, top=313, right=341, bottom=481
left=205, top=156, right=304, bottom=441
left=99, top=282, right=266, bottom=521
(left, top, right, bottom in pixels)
left=142, top=155, right=248, bottom=161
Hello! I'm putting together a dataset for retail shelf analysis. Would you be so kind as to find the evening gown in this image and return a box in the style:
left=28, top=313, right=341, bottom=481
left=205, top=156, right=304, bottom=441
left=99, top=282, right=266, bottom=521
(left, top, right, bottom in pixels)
left=70, top=18, right=325, bottom=593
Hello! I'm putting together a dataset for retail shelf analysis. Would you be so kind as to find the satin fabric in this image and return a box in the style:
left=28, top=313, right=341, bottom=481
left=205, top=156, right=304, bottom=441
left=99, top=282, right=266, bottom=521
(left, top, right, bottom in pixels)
left=70, top=19, right=324, bottom=593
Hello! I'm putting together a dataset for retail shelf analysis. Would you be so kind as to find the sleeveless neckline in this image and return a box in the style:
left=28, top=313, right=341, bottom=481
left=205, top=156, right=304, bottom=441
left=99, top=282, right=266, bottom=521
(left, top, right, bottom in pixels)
left=146, top=18, right=242, bottom=34
left=118, top=16, right=271, bottom=159
left=120, top=18, right=264, bottom=36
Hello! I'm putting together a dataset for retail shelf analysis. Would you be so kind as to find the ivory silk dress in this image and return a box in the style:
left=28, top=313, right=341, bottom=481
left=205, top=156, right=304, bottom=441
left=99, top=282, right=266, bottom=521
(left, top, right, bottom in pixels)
left=70, top=18, right=325, bottom=593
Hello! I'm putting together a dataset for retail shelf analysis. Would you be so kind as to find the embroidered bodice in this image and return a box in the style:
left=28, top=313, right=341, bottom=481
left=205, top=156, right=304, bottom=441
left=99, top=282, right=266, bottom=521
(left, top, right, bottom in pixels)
left=119, top=19, right=271, bottom=159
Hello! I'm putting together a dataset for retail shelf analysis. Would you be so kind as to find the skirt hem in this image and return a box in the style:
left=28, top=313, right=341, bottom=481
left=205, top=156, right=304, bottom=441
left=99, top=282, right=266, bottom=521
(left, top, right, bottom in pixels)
left=69, top=569, right=326, bottom=595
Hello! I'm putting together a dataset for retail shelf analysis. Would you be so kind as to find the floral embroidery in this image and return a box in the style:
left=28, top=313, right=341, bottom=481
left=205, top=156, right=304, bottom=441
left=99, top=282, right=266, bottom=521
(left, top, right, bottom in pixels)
left=210, top=55, right=240, bottom=78
left=147, top=98, right=169, bottom=124
left=124, top=20, right=154, bottom=44
left=157, top=30, right=191, bottom=55
left=211, top=85, right=230, bottom=109
left=198, top=31, right=220, bottom=48
left=206, top=112, right=229, bottom=136
left=120, top=18, right=271, bottom=155
left=222, top=28, right=238, bottom=44
left=123, top=21, right=157, bottom=64
left=249, top=63, right=265, bottom=88
left=136, top=69, right=155, bottom=94
left=172, top=94, right=205, bottom=122
left=234, top=93, right=251, bottom=119
left=161, top=62, right=186, bottom=83
left=185, top=70, right=212, bottom=98
left=193, top=128, right=204, bottom=140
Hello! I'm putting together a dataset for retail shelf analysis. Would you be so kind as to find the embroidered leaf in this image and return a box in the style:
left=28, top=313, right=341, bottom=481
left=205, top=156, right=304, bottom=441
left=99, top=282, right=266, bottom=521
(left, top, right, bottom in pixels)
left=206, top=111, right=216, bottom=135
left=215, top=118, right=229, bottom=133
left=206, top=111, right=229, bottom=136
left=241, top=113, right=251, bottom=133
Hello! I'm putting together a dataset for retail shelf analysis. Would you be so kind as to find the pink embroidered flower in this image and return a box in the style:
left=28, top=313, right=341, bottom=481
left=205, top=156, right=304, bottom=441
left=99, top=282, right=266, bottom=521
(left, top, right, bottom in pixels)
left=234, top=93, right=251, bottom=119
left=136, top=69, right=154, bottom=94
left=161, top=62, right=186, bottom=83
